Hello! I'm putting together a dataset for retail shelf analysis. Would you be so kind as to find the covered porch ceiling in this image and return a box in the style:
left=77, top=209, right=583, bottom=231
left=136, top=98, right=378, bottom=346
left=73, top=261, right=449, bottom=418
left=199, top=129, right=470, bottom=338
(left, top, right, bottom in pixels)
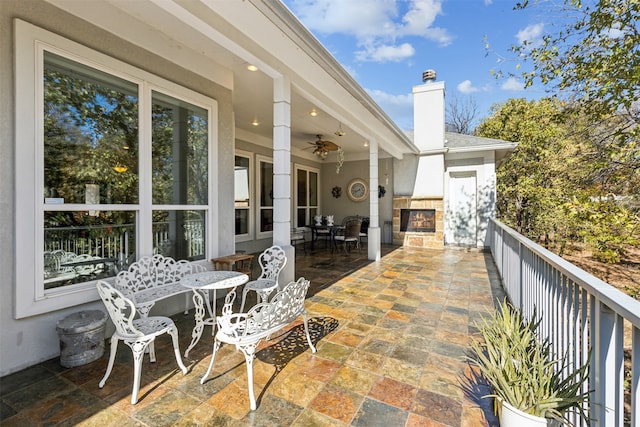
left=46, top=0, right=419, bottom=163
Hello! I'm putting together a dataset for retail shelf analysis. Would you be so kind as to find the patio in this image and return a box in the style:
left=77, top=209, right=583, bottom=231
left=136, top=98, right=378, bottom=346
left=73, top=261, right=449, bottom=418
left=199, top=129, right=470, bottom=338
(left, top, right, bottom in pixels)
left=0, top=245, right=505, bottom=427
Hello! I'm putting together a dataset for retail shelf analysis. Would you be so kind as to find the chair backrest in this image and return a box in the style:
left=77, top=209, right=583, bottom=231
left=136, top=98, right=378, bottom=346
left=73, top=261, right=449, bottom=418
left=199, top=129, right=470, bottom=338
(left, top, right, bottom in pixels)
left=115, top=254, right=204, bottom=294
left=96, top=280, right=143, bottom=339
left=257, top=245, right=287, bottom=282
left=344, top=218, right=362, bottom=240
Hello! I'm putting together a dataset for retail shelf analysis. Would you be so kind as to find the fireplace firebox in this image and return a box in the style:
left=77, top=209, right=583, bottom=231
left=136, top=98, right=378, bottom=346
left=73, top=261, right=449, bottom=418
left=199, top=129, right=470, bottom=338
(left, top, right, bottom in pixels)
left=400, top=209, right=436, bottom=232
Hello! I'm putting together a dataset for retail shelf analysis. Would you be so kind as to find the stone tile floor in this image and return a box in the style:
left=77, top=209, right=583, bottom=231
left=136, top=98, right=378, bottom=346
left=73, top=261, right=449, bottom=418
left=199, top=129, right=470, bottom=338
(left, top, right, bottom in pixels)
left=0, top=245, right=505, bottom=426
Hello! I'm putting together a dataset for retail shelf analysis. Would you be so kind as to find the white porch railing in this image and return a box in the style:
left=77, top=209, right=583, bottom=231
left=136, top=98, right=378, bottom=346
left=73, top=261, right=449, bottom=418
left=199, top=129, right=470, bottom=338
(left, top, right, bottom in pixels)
left=488, top=219, right=639, bottom=427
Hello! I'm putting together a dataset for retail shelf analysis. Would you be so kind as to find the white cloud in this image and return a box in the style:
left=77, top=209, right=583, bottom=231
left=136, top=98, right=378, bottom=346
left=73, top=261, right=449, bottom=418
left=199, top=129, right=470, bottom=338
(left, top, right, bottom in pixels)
left=286, top=0, right=452, bottom=63
left=355, top=43, right=415, bottom=62
left=516, top=23, right=544, bottom=45
left=457, top=80, right=480, bottom=94
left=501, top=77, right=524, bottom=92
left=366, top=88, right=414, bottom=129
left=484, top=0, right=493, bottom=4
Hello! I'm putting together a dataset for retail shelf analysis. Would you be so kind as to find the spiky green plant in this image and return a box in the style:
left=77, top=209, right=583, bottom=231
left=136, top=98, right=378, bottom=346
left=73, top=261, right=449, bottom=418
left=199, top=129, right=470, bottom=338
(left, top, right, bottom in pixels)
left=469, top=299, right=591, bottom=425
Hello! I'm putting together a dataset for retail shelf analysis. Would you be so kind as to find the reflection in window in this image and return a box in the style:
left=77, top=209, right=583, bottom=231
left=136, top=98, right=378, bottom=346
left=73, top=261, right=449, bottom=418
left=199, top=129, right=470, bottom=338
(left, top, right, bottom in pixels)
left=295, top=166, right=319, bottom=227
left=153, top=210, right=205, bottom=261
left=43, top=211, right=136, bottom=288
left=258, top=159, right=273, bottom=233
left=152, top=91, right=208, bottom=205
left=43, top=51, right=139, bottom=204
left=235, top=155, right=250, bottom=236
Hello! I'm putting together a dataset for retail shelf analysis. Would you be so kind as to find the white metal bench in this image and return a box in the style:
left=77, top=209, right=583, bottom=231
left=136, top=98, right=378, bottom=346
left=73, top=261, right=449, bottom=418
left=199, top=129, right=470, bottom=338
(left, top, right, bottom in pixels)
left=114, top=254, right=206, bottom=318
left=200, top=276, right=316, bottom=410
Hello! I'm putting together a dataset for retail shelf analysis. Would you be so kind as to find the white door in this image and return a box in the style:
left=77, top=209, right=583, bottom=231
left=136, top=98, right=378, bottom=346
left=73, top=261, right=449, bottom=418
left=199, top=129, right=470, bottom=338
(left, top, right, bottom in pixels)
left=449, top=172, right=477, bottom=246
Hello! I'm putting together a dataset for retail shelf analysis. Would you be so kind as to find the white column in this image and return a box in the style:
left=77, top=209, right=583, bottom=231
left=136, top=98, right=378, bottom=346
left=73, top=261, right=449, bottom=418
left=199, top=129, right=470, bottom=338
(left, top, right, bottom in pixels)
left=272, top=76, right=295, bottom=285
left=368, top=139, right=381, bottom=261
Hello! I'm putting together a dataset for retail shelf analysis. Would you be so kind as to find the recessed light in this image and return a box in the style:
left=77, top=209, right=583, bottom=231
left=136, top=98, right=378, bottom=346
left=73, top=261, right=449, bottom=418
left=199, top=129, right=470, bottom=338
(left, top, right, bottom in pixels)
left=309, top=109, right=318, bottom=117
left=251, top=118, right=259, bottom=126
left=363, top=141, right=369, bottom=147
left=247, top=64, right=258, bottom=72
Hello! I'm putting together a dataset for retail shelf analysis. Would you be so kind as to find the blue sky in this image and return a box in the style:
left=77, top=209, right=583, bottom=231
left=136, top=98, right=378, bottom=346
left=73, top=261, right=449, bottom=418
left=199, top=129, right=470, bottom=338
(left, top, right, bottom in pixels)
left=282, top=0, right=550, bottom=131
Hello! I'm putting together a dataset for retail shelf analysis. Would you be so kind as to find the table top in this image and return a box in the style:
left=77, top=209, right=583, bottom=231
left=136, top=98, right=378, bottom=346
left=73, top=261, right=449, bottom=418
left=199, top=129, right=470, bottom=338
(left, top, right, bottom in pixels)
left=181, top=270, right=249, bottom=290
left=211, top=253, right=254, bottom=263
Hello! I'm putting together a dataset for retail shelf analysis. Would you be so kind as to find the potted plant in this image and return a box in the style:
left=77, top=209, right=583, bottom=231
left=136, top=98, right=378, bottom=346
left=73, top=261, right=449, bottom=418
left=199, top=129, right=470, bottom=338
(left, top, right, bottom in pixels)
left=469, top=299, right=591, bottom=426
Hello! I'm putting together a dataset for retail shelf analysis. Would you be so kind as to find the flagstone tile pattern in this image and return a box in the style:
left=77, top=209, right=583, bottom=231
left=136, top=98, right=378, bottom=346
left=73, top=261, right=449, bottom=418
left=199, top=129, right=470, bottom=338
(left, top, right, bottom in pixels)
left=0, top=246, right=503, bottom=426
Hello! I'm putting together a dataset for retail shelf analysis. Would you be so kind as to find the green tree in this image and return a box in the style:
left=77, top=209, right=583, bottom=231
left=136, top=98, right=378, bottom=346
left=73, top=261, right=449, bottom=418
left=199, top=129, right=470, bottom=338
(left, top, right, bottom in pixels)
left=510, top=0, right=639, bottom=128
left=479, top=97, right=639, bottom=262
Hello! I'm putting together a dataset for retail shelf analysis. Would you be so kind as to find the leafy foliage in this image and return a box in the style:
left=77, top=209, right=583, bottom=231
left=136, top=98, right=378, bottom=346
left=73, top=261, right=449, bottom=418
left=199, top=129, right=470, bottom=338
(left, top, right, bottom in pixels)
left=510, top=0, right=639, bottom=134
left=477, top=97, right=639, bottom=263
left=469, top=300, right=590, bottom=423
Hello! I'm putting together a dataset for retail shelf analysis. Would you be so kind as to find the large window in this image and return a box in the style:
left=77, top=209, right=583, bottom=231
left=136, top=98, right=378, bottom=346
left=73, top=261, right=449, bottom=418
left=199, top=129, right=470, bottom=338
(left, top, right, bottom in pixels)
left=234, top=151, right=253, bottom=242
left=16, top=21, right=217, bottom=317
left=295, top=165, right=319, bottom=227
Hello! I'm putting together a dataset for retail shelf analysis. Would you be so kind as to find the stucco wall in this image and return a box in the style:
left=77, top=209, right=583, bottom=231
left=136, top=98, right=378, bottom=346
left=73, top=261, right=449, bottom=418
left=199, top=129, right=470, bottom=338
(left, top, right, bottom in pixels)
left=0, top=1, right=234, bottom=376
left=321, top=158, right=394, bottom=230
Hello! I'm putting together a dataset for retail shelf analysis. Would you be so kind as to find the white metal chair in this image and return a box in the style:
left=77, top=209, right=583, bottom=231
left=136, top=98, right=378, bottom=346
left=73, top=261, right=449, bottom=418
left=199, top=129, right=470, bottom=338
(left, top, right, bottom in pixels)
left=96, top=280, right=188, bottom=404
left=240, top=245, right=287, bottom=312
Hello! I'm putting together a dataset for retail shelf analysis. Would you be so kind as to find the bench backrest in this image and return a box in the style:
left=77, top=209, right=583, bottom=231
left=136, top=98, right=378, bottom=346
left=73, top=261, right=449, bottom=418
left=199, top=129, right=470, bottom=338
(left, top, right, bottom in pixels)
left=246, top=277, right=310, bottom=332
left=114, top=254, right=203, bottom=294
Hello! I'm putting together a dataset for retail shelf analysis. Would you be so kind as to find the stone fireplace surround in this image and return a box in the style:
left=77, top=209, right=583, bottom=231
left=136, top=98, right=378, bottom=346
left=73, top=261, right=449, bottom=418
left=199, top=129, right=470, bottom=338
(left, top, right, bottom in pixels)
left=392, top=196, right=444, bottom=248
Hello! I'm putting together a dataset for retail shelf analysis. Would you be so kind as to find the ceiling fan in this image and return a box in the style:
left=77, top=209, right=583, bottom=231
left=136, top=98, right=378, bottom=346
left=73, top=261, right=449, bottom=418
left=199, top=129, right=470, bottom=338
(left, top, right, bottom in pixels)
left=307, top=134, right=340, bottom=160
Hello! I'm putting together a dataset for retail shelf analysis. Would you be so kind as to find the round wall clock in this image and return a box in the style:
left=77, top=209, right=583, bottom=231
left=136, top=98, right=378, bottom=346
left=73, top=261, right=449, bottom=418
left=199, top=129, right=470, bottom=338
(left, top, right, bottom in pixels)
left=347, top=178, right=368, bottom=202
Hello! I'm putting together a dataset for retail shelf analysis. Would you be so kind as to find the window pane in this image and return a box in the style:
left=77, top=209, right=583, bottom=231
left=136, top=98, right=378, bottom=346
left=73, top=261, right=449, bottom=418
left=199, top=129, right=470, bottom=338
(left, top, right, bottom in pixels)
left=297, top=169, right=307, bottom=206
left=297, top=208, right=306, bottom=227
left=259, top=161, right=273, bottom=207
left=310, top=172, right=318, bottom=206
left=43, top=52, right=139, bottom=204
left=310, top=208, right=318, bottom=221
left=153, top=210, right=205, bottom=261
left=44, top=210, right=136, bottom=289
left=260, top=209, right=273, bottom=232
left=152, top=92, right=208, bottom=205
left=235, top=156, right=250, bottom=208
left=235, top=209, right=249, bottom=235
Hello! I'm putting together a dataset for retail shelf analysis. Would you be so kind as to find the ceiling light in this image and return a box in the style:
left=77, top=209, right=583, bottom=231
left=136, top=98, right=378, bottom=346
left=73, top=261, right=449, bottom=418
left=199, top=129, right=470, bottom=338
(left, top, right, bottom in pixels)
left=309, top=109, right=318, bottom=117
left=251, top=118, right=259, bottom=126
left=334, top=122, right=346, bottom=137
left=363, top=141, right=369, bottom=147
left=247, top=64, right=258, bottom=72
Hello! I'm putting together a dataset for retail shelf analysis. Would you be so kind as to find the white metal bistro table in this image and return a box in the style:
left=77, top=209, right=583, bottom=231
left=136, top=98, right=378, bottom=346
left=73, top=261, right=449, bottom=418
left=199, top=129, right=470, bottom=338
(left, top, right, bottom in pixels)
left=181, top=270, right=249, bottom=357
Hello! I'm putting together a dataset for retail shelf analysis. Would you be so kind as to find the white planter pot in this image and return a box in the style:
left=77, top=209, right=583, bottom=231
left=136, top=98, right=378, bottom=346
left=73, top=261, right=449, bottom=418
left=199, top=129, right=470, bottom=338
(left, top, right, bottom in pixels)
left=501, top=401, right=561, bottom=427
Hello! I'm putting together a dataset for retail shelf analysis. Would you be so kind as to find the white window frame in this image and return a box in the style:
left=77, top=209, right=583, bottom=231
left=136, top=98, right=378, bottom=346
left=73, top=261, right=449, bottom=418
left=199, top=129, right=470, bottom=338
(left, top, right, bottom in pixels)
left=14, top=20, right=218, bottom=318
left=255, top=154, right=274, bottom=240
left=234, top=150, right=253, bottom=243
left=293, top=164, right=320, bottom=227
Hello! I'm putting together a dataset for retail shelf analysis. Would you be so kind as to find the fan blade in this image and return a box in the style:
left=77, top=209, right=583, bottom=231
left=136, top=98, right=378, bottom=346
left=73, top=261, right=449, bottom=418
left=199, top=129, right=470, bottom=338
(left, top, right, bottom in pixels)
left=321, top=140, right=339, bottom=151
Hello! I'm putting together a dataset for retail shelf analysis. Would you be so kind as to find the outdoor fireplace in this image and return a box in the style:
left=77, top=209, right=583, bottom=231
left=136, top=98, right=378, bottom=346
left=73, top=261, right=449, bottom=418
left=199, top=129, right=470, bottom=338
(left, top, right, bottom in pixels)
left=392, top=197, right=443, bottom=248
left=400, top=209, right=436, bottom=232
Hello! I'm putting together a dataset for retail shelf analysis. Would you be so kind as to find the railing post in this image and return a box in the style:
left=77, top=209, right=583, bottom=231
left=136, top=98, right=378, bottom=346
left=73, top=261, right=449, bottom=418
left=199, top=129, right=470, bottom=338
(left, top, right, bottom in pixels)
left=633, top=326, right=639, bottom=427
left=593, top=301, right=624, bottom=426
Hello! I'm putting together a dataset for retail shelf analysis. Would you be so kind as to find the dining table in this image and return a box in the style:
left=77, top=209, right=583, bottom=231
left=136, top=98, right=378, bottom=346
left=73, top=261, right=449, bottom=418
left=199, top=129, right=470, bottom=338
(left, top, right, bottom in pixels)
left=180, top=270, right=249, bottom=357
left=308, top=224, right=343, bottom=252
